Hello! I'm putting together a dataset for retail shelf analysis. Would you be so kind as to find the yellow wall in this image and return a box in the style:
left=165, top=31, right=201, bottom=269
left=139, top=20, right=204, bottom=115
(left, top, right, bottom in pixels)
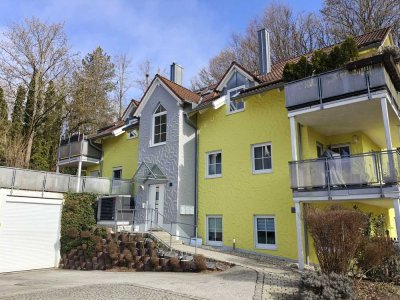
left=301, top=126, right=381, bottom=160
left=197, top=88, right=299, bottom=260
left=101, top=130, right=139, bottom=180
left=87, top=130, right=139, bottom=180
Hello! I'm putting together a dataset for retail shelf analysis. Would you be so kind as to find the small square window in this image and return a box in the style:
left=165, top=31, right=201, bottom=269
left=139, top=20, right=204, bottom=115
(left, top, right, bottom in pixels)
left=255, top=216, right=276, bottom=249
left=113, top=168, right=122, bottom=180
left=206, top=151, right=222, bottom=178
left=252, top=143, right=272, bottom=174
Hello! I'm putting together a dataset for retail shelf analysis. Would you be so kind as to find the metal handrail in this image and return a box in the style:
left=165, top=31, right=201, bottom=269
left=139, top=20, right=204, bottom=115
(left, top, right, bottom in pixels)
left=118, top=208, right=198, bottom=253
left=289, top=150, right=400, bottom=198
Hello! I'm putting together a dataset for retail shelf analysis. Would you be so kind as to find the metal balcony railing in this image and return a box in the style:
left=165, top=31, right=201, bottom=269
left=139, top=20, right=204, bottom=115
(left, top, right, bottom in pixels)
left=285, top=62, right=399, bottom=110
left=0, top=166, right=133, bottom=196
left=58, top=135, right=102, bottom=161
left=289, top=150, right=400, bottom=193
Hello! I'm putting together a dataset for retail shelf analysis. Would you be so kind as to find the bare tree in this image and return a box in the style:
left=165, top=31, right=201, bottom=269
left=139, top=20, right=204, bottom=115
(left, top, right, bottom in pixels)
left=191, top=2, right=328, bottom=88
left=133, top=59, right=167, bottom=95
left=0, top=17, right=74, bottom=167
left=114, top=54, right=132, bottom=118
left=321, top=0, right=400, bottom=44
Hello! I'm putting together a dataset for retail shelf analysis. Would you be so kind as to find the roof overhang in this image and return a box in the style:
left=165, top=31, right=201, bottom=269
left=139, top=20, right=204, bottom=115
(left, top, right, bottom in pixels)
left=134, top=77, right=183, bottom=118
left=215, top=63, right=258, bottom=91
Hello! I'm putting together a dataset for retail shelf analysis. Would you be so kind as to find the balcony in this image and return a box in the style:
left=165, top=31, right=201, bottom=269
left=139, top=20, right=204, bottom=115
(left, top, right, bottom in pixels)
left=0, top=166, right=133, bottom=195
left=285, top=54, right=400, bottom=111
left=57, top=134, right=102, bottom=167
left=289, top=150, right=400, bottom=200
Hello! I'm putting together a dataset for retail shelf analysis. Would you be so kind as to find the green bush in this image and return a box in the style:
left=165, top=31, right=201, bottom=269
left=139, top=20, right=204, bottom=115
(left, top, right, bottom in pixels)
left=301, top=271, right=355, bottom=300
left=60, top=193, right=97, bottom=255
left=283, top=36, right=358, bottom=82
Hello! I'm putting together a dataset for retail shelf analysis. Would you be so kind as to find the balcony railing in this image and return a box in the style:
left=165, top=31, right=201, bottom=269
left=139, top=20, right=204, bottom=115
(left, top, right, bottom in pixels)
left=285, top=58, right=399, bottom=110
left=58, top=136, right=102, bottom=161
left=0, top=166, right=133, bottom=195
left=289, top=150, right=400, bottom=192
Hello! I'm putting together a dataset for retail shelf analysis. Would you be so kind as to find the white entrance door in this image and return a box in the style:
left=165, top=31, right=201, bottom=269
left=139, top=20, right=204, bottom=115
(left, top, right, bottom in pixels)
left=148, top=184, right=165, bottom=229
left=0, top=196, right=62, bottom=272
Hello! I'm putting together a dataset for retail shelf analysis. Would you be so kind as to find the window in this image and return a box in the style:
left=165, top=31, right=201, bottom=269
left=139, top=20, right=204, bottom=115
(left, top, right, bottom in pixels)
left=152, top=104, right=167, bottom=145
left=316, top=142, right=323, bottom=158
left=207, top=216, right=223, bottom=246
left=128, top=129, right=138, bottom=139
left=252, top=143, right=272, bottom=174
left=206, top=151, right=222, bottom=178
left=112, top=168, right=122, bottom=180
left=227, top=86, right=245, bottom=113
left=254, top=216, right=276, bottom=249
left=331, top=144, right=350, bottom=157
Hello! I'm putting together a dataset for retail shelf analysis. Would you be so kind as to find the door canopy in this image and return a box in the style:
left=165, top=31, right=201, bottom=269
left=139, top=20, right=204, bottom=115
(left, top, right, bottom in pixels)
left=133, top=162, right=168, bottom=183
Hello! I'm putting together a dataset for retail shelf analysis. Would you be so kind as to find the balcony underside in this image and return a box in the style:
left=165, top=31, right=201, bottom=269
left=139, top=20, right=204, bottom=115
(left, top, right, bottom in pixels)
left=57, top=156, right=100, bottom=167
left=293, top=93, right=400, bottom=149
left=293, top=185, right=400, bottom=203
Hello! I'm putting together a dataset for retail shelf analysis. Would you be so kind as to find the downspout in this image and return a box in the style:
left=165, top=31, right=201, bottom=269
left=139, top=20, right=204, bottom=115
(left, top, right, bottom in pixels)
left=184, top=112, right=198, bottom=233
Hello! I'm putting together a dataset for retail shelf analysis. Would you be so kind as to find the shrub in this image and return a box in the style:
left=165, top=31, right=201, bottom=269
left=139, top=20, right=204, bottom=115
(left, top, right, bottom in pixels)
left=169, top=257, right=181, bottom=272
left=193, top=254, right=207, bottom=271
left=356, top=237, right=399, bottom=282
left=301, top=271, right=355, bottom=299
left=60, top=193, right=97, bottom=255
left=305, top=205, right=368, bottom=274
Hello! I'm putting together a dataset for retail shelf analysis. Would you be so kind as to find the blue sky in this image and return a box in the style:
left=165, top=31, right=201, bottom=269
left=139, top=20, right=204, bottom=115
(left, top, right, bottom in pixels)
left=0, top=0, right=322, bottom=102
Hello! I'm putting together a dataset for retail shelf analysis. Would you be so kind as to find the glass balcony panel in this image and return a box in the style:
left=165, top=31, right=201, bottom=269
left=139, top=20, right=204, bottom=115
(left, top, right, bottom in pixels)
left=0, top=167, right=14, bottom=188
left=285, top=77, right=319, bottom=108
left=320, top=69, right=367, bottom=99
left=290, top=159, right=326, bottom=189
left=45, top=173, right=70, bottom=192
left=83, top=177, right=111, bottom=194
left=14, top=169, right=45, bottom=191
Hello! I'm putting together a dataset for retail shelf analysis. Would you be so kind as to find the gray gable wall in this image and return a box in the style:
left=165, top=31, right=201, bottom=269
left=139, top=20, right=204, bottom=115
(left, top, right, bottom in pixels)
left=220, top=70, right=255, bottom=96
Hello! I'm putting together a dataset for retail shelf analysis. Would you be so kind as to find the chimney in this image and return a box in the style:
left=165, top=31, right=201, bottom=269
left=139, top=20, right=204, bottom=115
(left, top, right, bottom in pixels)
left=258, top=28, right=271, bottom=75
left=170, top=62, right=184, bottom=85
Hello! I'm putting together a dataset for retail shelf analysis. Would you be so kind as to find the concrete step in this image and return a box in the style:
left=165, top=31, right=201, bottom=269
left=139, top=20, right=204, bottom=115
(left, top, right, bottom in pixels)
left=150, top=231, right=184, bottom=246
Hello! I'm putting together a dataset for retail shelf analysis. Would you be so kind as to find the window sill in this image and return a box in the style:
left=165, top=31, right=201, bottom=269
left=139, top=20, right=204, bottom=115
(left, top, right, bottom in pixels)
left=150, top=142, right=166, bottom=148
left=252, top=169, right=273, bottom=175
left=206, top=174, right=222, bottom=179
left=226, top=109, right=245, bottom=116
left=207, top=241, right=223, bottom=246
left=255, top=244, right=277, bottom=250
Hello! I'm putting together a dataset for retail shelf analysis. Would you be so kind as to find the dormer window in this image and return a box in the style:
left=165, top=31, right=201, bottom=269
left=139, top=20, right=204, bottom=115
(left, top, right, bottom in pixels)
left=152, top=104, right=167, bottom=145
left=227, top=85, right=245, bottom=113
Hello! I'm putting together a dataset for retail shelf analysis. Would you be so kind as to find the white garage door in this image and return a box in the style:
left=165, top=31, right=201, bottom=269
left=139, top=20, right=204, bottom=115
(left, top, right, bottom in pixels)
left=0, top=196, right=62, bottom=273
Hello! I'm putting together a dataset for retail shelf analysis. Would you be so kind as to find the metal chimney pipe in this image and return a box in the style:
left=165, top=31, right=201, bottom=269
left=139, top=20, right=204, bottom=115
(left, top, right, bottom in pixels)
left=170, top=62, right=184, bottom=85
left=258, top=28, right=271, bottom=75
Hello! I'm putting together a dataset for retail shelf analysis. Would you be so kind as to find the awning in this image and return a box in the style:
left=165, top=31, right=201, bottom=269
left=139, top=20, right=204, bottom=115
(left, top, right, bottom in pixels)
left=133, top=162, right=168, bottom=183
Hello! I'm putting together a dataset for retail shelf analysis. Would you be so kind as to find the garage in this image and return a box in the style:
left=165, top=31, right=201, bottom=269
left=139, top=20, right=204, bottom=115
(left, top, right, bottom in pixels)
left=0, top=189, right=63, bottom=273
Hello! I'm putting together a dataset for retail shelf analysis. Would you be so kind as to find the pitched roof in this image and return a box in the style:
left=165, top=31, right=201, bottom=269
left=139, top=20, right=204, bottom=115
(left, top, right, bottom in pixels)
left=256, top=27, right=392, bottom=84
left=194, top=27, right=392, bottom=110
left=88, top=120, right=126, bottom=140
left=157, top=75, right=201, bottom=103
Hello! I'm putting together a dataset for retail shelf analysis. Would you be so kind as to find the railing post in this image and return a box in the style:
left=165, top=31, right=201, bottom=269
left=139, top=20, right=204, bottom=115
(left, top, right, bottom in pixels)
left=195, top=226, right=198, bottom=254
left=42, top=172, right=47, bottom=198
left=170, top=222, right=173, bottom=250
left=10, top=168, right=16, bottom=195
left=150, top=209, right=153, bottom=233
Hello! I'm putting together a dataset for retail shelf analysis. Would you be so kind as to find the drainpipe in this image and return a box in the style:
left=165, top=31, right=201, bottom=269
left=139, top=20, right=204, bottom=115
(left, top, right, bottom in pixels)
left=184, top=112, right=198, bottom=235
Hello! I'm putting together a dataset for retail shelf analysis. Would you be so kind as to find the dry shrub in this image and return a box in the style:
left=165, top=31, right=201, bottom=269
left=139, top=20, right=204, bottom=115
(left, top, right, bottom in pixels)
left=193, top=255, right=207, bottom=271
left=169, top=257, right=181, bottom=272
left=150, top=255, right=160, bottom=269
left=305, top=205, right=368, bottom=274
left=357, top=237, right=398, bottom=281
left=65, top=228, right=79, bottom=238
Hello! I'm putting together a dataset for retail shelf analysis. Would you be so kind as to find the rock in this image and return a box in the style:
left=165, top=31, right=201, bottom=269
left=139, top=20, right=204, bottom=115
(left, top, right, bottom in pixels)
left=216, top=262, right=229, bottom=271
left=206, top=262, right=216, bottom=270
left=184, top=255, right=193, bottom=261
left=164, top=251, right=177, bottom=258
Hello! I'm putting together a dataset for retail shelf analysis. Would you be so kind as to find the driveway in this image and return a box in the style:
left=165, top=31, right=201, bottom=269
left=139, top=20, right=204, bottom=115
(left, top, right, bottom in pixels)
left=0, top=267, right=257, bottom=300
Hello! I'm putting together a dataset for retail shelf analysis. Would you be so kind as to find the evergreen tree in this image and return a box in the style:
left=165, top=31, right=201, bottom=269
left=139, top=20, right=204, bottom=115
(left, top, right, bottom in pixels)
left=0, top=87, right=7, bottom=124
left=10, top=86, right=26, bottom=139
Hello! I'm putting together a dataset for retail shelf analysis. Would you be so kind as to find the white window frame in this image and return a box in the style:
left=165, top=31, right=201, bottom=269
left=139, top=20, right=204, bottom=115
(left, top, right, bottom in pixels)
left=127, top=129, right=138, bottom=140
left=251, top=142, right=273, bottom=174
left=226, top=85, right=245, bottom=114
left=151, top=104, right=167, bottom=147
left=206, top=215, right=223, bottom=246
left=206, top=150, right=222, bottom=178
left=112, top=167, right=122, bottom=180
left=254, top=215, right=277, bottom=250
